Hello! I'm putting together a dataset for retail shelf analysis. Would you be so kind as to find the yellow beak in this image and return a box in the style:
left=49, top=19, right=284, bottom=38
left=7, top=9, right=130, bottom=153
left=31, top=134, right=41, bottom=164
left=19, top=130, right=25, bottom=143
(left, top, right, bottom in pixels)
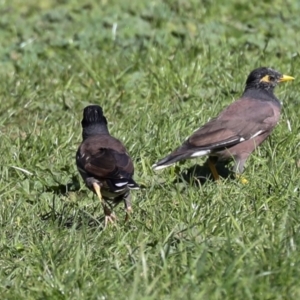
left=279, top=74, right=295, bottom=82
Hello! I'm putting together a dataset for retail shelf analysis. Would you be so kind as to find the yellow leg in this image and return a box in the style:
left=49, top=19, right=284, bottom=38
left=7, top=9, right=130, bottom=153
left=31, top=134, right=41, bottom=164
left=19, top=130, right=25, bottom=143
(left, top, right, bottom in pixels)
left=208, top=158, right=220, bottom=181
left=92, top=182, right=116, bottom=226
left=124, top=206, right=132, bottom=223
left=92, top=182, right=102, bottom=201
left=124, top=195, right=132, bottom=223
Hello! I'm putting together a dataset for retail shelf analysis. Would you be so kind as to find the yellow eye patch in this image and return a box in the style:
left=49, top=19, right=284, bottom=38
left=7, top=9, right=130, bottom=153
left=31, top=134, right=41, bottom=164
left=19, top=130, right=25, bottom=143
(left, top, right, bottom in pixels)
left=260, top=75, right=271, bottom=83
left=260, top=74, right=294, bottom=83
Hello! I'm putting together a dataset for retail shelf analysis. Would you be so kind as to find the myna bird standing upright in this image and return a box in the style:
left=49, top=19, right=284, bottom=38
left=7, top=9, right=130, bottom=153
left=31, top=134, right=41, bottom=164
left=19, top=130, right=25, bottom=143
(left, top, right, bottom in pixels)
left=153, top=67, right=294, bottom=180
left=76, top=105, right=139, bottom=226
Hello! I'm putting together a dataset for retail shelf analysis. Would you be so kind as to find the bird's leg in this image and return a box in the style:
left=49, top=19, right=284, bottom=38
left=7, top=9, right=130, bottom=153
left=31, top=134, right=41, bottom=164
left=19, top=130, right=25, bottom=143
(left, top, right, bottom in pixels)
left=124, top=193, right=132, bottom=223
left=208, top=157, right=220, bottom=181
left=92, top=182, right=116, bottom=226
left=233, top=159, right=248, bottom=184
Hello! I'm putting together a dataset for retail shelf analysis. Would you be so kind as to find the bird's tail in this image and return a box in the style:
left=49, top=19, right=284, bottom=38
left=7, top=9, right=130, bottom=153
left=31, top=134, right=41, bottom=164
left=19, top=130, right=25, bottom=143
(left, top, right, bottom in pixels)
left=152, top=152, right=191, bottom=170
left=107, top=178, right=139, bottom=192
left=152, top=147, right=210, bottom=170
left=127, top=178, right=140, bottom=190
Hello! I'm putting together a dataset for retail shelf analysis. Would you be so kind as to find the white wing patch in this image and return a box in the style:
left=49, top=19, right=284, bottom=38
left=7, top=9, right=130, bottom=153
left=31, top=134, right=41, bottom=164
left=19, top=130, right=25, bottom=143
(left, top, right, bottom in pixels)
left=128, top=185, right=140, bottom=190
left=250, top=130, right=263, bottom=139
left=115, top=182, right=128, bottom=187
left=190, top=150, right=210, bottom=158
left=152, top=163, right=174, bottom=170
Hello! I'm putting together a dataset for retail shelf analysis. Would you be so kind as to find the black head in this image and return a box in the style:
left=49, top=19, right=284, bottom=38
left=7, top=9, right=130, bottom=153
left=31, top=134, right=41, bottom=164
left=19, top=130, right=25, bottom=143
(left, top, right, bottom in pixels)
left=245, top=67, right=294, bottom=91
left=81, top=105, right=107, bottom=128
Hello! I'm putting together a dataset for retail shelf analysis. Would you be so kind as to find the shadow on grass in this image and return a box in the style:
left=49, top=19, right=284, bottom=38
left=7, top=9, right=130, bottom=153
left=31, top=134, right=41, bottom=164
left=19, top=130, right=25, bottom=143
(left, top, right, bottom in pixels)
left=40, top=194, right=129, bottom=230
left=41, top=202, right=105, bottom=229
left=44, top=175, right=81, bottom=195
left=175, top=160, right=233, bottom=185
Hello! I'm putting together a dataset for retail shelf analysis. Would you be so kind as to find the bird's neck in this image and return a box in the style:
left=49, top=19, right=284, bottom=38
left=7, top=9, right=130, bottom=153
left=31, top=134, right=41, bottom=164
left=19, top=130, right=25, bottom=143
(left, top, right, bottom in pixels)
left=243, top=87, right=281, bottom=106
left=82, top=124, right=109, bottom=140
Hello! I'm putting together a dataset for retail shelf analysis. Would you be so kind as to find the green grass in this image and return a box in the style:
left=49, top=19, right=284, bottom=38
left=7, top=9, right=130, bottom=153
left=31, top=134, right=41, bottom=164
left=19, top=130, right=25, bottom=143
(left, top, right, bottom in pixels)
left=1, top=0, right=300, bottom=299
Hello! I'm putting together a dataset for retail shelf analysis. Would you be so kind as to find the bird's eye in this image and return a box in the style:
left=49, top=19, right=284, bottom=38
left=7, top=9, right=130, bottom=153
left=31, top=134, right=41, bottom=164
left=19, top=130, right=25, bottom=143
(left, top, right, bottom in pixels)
left=269, top=75, right=275, bottom=81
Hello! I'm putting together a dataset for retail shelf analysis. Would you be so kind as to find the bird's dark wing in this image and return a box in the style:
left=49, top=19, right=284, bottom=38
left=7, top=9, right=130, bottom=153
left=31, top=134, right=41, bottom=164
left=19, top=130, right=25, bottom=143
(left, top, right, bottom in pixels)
left=188, top=97, right=280, bottom=149
left=83, top=148, right=134, bottom=179
left=77, top=136, right=134, bottom=183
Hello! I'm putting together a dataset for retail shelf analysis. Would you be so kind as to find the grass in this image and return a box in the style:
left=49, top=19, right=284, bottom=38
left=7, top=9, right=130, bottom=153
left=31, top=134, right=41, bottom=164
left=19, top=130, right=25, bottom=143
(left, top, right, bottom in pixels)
left=1, top=0, right=300, bottom=299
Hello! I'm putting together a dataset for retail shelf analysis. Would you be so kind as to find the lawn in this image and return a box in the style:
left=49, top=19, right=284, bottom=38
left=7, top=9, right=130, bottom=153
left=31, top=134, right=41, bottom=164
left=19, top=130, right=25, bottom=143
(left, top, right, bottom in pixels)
left=1, top=0, right=300, bottom=299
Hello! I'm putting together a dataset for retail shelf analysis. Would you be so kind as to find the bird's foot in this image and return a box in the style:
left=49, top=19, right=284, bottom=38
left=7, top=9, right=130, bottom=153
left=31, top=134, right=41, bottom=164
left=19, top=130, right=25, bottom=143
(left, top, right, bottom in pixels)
left=104, top=213, right=117, bottom=227
left=103, top=204, right=117, bottom=227
left=124, top=206, right=132, bottom=223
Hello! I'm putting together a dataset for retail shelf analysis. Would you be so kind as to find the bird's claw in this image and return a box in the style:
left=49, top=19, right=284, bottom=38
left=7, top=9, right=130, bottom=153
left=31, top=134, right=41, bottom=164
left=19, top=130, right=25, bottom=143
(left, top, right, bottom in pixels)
left=104, top=213, right=117, bottom=227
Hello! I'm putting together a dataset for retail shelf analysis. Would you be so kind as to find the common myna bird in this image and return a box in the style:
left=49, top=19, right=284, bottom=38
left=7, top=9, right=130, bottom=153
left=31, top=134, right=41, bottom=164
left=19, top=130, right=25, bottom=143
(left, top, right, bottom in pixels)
left=76, top=105, right=139, bottom=226
left=153, top=67, right=294, bottom=180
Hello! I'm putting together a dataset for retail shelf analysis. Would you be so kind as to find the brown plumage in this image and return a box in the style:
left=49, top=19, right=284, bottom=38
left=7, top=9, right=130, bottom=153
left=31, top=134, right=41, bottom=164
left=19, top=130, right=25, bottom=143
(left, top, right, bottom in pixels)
left=76, top=105, right=139, bottom=226
left=153, top=67, right=294, bottom=180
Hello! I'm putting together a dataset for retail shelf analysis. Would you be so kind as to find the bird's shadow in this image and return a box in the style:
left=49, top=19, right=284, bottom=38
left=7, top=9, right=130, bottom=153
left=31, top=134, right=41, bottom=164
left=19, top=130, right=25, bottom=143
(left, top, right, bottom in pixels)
left=41, top=175, right=94, bottom=228
left=41, top=174, right=105, bottom=229
left=175, top=161, right=233, bottom=185
left=40, top=194, right=106, bottom=229
left=44, top=175, right=81, bottom=195
left=40, top=191, right=129, bottom=230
